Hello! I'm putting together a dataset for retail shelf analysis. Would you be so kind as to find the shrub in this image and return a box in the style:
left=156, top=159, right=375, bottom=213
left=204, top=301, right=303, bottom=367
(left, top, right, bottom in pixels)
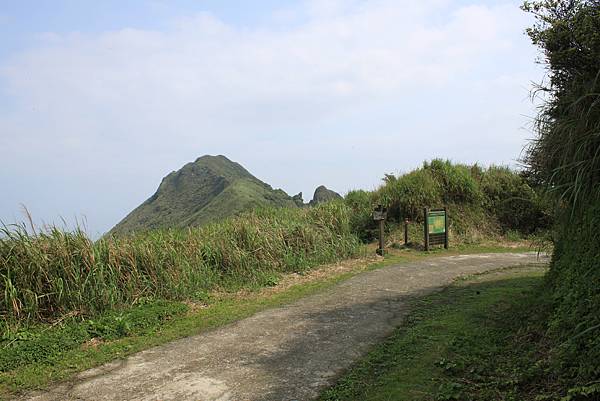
left=522, top=0, right=600, bottom=395
left=344, top=190, right=377, bottom=242
left=375, top=160, right=547, bottom=238
left=378, top=169, right=441, bottom=221
left=544, top=201, right=600, bottom=385
left=424, top=159, right=483, bottom=204
left=480, top=166, right=551, bottom=233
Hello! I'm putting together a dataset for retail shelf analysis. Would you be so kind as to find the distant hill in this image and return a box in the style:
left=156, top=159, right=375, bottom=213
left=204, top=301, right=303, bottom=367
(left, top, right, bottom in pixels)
left=309, top=185, right=342, bottom=205
left=110, top=155, right=297, bottom=235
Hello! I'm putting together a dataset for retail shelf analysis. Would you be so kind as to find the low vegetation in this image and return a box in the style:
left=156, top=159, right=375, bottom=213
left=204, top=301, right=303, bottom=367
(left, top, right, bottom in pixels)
left=1, top=202, right=360, bottom=325
left=0, top=245, right=532, bottom=396
left=521, top=0, right=600, bottom=397
left=0, top=256, right=377, bottom=395
left=344, top=160, right=550, bottom=244
left=320, top=265, right=554, bottom=401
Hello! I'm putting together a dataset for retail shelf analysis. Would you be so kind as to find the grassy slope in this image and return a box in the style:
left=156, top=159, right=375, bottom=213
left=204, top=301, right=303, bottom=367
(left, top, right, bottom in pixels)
left=543, top=201, right=600, bottom=396
left=345, top=160, right=551, bottom=246
left=320, top=265, right=555, bottom=401
left=0, top=245, right=532, bottom=398
left=110, top=155, right=296, bottom=234
left=518, top=3, right=600, bottom=397
left=183, top=179, right=296, bottom=227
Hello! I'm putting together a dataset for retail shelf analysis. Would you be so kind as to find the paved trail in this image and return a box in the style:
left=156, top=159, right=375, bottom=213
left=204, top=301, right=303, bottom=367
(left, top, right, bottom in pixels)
left=23, top=253, right=546, bottom=401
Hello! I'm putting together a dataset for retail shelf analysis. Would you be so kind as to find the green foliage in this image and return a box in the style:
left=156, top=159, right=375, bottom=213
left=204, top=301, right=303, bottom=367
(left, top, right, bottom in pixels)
left=379, top=167, right=441, bottom=219
left=343, top=190, right=378, bottom=242
left=444, top=204, right=497, bottom=244
left=340, top=159, right=552, bottom=248
left=320, top=270, right=554, bottom=401
left=544, top=201, right=600, bottom=385
left=0, top=202, right=361, bottom=324
left=373, top=159, right=549, bottom=242
left=0, top=301, right=187, bottom=373
left=522, top=0, right=600, bottom=397
left=425, top=159, right=483, bottom=204
left=523, top=0, right=600, bottom=209
left=561, top=383, right=600, bottom=401
left=480, top=166, right=552, bottom=233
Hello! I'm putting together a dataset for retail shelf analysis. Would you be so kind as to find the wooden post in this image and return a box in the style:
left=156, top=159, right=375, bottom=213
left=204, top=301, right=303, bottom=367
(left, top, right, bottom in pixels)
left=378, top=219, right=385, bottom=256
left=424, top=207, right=429, bottom=252
left=444, top=206, right=449, bottom=249
left=373, top=205, right=386, bottom=256
left=404, top=218, right=409, bottom=245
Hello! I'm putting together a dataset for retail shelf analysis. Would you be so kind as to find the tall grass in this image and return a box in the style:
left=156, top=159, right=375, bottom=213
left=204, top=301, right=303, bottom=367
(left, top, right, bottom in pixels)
left=522, top=1, right=600, bottom=395
left=0, top=202, right=361, bottom=324
left=527, top=75, right=600, bottom=213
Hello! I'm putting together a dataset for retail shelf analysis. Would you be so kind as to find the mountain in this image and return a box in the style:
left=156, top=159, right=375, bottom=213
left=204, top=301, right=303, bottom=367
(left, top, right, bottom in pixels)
left=110, top=155, right=297, bottom=234
left=309, top=185, right=342, bottom=206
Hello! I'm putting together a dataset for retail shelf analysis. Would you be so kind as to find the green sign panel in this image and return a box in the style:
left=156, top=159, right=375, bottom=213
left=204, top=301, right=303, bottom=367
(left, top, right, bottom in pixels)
left=428, top=210, right=446, bottom=234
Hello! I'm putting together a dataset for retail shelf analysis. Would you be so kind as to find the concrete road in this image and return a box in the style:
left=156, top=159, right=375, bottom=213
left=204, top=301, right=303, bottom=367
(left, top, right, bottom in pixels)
left=22, top=252, right=546, bottom=401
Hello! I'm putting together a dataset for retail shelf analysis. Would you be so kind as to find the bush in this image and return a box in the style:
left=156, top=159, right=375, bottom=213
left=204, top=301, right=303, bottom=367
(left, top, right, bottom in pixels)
left=522, top=1, right=600, bottom=396
left=375, top=160, right=548, bottom=240
left=378, top=168, right=441, bottom=221
left=0, top=300, right=188, bottom=372
left=424, top=159, right=483, bottom=204
left=344, top=190, right=377, bottom=242
left=544, top=201, right=600, bottom=388
left=480, top=166, right=551, bottom=233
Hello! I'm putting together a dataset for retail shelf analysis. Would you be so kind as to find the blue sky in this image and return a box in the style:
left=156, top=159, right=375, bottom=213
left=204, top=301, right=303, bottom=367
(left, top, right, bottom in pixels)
left=0, top=0, right=543, bottom=236
left=0, top=1, right=301, bottom=52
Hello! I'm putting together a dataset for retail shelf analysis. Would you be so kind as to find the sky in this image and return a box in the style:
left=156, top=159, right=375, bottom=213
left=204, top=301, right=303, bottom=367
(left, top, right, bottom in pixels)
left=0, top=0, right=544, bottom=236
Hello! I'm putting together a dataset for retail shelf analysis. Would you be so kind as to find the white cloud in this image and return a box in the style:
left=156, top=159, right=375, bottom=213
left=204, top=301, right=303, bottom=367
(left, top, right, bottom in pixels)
left=0, top=0, right=542, bottom=234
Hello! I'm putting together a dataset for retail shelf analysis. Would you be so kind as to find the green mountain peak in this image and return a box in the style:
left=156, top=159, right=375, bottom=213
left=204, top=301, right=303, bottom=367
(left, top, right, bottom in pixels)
left=110, top=155, right=296, bottom=235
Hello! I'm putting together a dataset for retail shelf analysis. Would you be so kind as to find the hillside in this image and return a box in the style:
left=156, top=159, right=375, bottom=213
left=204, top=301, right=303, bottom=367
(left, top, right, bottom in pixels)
left=343, top=159, right=551, bottom=243
left=110, top=155, right=297, bottom=234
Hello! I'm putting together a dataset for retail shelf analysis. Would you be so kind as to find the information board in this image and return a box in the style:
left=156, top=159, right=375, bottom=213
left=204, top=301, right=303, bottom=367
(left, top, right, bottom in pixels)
left=424, top=207, right=448, bottom=251
left=428, top=210, right=446, bottom=234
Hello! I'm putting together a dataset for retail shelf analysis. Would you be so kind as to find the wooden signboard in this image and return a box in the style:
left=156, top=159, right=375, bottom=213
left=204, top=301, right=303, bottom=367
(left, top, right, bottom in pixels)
left=423, top=207, right=448, bottom=251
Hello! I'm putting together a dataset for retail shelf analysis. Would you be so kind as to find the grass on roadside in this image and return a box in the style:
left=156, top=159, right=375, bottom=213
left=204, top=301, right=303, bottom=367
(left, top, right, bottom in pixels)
left=319, top=264, right=556, bottom=401
left=0, top=245, right=535, bottom=398
left=1, top=203, right=361, bottom=324
left=0, top=262, right=368, bottom=398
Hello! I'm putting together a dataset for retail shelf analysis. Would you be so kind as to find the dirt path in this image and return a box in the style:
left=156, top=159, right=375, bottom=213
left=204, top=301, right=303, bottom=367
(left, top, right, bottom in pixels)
left=22, top=253, right=546, bottom=401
